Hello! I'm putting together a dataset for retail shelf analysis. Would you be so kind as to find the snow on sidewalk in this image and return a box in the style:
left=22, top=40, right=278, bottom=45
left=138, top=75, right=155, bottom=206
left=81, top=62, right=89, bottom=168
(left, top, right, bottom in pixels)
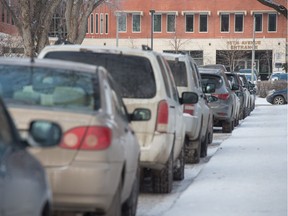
left=163, top=99, right=288, bottom=216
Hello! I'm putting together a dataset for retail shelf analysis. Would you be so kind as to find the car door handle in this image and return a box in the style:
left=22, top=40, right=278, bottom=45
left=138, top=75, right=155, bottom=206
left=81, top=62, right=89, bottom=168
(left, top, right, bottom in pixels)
left=170, top=106, right=175, bottom=108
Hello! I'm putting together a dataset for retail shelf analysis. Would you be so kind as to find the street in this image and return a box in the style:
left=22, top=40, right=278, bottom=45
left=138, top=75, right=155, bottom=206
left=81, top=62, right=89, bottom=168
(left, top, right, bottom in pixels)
left=137, top=97, right=288, bottom=216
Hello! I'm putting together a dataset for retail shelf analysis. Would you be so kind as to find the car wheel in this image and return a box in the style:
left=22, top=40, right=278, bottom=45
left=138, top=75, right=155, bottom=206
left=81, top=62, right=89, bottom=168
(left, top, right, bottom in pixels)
left=200, top=130, right=208, bottom=158
left=185, top=139, right=201, bottom=164
left=273, top=95, right=285, bottom=105
left=173, top=145, right=185, bottom=181
left=152, top=151, right=173, bottom=193
left=122, top=164, right=140, bottom=216
left=222, top=120, right=233, bottom=133
left=106, top=179, right=122, bottom=216
left=208, top=118, right=213, bottom=144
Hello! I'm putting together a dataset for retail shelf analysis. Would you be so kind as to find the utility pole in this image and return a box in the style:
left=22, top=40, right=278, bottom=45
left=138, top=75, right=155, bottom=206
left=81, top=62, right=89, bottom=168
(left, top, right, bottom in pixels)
left=251, top=13, right=255, bottom=82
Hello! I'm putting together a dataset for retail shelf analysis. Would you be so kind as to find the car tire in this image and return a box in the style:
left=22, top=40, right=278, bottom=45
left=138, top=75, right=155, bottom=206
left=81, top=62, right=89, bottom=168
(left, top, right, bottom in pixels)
left=106, top=179, right=122, bottom=216
left=152, top=151, right=173, bottom=193
left=173, top=145, right=185, bottom=181
left=207, top=118, right=213, bottom=144
left=273, top=95, right=285, bottom=105
left=222, top=120, right=233, bottom=133
left=41, top=202, right=51, bottom=216
left=122, top=164, right=140, bottom=216
left=185, top=139, right=201, bottom=164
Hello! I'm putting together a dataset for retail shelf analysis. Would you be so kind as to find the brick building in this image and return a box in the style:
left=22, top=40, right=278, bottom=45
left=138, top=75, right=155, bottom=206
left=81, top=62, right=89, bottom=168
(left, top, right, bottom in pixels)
left=0, top=1, right=17, bottom=35
left=83, top=0, right=287, bottom=78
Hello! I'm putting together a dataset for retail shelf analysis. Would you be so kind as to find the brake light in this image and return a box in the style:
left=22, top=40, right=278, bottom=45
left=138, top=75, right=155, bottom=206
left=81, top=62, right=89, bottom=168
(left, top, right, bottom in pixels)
left=156, top=100, right=169, bottom=132
left=212, top=93, right=230, bottom=100
left=60, top=126, right=111, bottom=150
left=183, top=104, right=194, bottom=115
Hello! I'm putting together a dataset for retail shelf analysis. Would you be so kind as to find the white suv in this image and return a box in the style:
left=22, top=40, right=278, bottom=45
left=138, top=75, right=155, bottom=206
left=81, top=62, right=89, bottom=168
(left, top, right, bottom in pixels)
left=162, top=53, right=214, bottom=163
left=38, top=45, right=198, bottom=193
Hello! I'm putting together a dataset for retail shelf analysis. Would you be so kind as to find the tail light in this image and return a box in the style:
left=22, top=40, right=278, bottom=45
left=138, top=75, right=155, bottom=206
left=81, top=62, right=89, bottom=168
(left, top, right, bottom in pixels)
left=60, top=126, right=111, bottom=150
left=212, top=93, right=230, bottom=100
left=156, top=100, right=169, bottom=132
left=183, top=104, right=195, bottom=115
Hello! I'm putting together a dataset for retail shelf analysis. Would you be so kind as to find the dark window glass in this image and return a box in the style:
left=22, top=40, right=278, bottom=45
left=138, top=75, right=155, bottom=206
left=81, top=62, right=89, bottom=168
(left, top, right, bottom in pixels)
left=105, top=14, right=109, bottom=34
left=90, top=14, right=94, bottom=33
left=167, top=60, right=188, bottom=87
left=132, top=14, right=141, bottom=32
left=44, top=52, right=156, bottom=99
left=199, top=14, right=207, bottom=32
left=0, top=102, right=13, bottom=144
left=154, top=14, right=162, bottom=32
left=0, top=66, right=99, bottom=111
left=221, top=14, right=229, bottom=32
left=167, top=14, right=175, bottom=32
left=268, top=13, right=276, bottom=31
left=95, top=14, right=99, bottom=33
left=235, top=14, right=243, bottom=32
left=200, top=74, right=223, bottom=90
left=255, top=14, right=262, bottom=32
left=185, top=14, right=194, bottom=32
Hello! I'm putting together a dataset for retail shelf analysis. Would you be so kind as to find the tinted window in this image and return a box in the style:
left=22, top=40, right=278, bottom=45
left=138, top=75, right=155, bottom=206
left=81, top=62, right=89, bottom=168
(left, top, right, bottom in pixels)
left=0, top=101, right=14, bottom=144
left=0, top=65, right=99, bottom=112
left=200, top=74, right=223, bottom=89
left=167, top=60, right=187, bottom=87
left=45, top=52, right=156, bottom=99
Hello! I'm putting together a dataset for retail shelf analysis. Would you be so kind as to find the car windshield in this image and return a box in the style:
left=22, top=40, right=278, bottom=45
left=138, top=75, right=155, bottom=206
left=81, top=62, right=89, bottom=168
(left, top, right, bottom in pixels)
left=0, top=65, right=100, bottom=112
left=244, top=74, right=257, bottom=81
left=167, top=60, right=187, bottom=87
left=44, top=51, right=157, bottom=99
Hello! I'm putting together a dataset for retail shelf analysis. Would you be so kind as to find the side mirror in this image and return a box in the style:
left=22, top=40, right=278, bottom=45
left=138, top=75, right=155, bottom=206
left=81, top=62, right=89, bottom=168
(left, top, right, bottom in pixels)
left=129, top=108, right=151, bottom=121
left=180, top=92, right=198, bottom=104
left=27, top=120, right=62, bottom=147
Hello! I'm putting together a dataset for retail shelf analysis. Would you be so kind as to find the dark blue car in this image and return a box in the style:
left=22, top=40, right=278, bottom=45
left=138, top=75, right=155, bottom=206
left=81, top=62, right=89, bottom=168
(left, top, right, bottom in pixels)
left=266, top=89, right=288, bottom=105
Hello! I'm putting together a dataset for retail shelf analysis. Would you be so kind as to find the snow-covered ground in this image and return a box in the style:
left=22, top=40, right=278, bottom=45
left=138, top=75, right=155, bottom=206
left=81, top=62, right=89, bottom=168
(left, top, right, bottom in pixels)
left=137, top=96, right=288, bottom=216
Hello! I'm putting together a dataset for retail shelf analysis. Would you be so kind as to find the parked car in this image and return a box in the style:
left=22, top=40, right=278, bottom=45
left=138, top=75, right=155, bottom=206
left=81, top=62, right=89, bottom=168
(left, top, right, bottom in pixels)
left=266, top=89, right=287, bottom=105
left=38, top=45, right=197, bottom=193
left=269, top=72, right=288, bottom=81
left=199, top=68, right=240, bottom=133
left=162, top=53, right=213, bottom=162
left=0, top=95, right=62, bottom=216
left=225, top=72, right=250, bottom=121
left=199, top=64, right=227, bottom=73
left=238, top=74, right=256, bottom=111
left=239, top=68, right=259, bottom=78
left=0, top=57, right=142, bottom=215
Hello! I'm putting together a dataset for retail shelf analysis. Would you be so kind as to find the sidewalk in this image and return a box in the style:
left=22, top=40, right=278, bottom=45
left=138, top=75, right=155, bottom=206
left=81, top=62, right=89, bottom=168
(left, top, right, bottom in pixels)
left=163, top=97, right=288, bottom=216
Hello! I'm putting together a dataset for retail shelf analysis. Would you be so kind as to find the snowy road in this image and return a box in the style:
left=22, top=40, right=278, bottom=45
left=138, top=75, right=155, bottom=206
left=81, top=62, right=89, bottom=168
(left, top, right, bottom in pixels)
left=137, top=97, right=288, bottom=216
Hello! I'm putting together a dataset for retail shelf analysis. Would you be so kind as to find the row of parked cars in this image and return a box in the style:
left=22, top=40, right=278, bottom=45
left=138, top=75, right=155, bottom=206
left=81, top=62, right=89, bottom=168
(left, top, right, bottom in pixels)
left=0, top=45, right=256, bottom=216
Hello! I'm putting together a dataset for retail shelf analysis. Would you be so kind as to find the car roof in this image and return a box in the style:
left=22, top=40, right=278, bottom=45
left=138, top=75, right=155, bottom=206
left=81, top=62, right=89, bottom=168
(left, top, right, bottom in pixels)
left=38, top=44, right=161, bottom=59
left=198, top=67, right=223, bottom=76
left=0, top=57, right=102, bottom=74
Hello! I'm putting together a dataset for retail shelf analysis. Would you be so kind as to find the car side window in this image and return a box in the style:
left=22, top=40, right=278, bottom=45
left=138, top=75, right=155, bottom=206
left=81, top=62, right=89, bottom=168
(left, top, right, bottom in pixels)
left=194, top=63, right=203, bottom=90
left=189, top=61, right=200, bottom=88
left=157, top=55, right=172, bottom=98
left=163, top=57, right=179, bottom=102
left=0, top=102, right=14, bottom=144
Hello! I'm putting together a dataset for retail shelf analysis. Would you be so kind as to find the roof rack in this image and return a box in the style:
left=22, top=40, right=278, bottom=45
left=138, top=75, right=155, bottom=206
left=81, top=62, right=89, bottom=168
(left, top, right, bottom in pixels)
left=142, top=45, right=152, bottom=51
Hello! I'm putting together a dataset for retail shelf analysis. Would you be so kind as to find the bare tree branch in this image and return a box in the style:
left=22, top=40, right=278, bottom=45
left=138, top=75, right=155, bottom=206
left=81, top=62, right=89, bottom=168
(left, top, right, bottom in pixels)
left=257, top=0, right=287, bottom=18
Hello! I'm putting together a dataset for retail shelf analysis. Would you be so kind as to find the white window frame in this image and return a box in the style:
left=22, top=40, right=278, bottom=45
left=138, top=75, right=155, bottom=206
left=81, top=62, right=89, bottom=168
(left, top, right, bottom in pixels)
left=199, top=13, right=208, bottom=33
left=100, top=13, right=104, bottom=34
left=268, top=13, right=277, bottom=32
left=166, top=14, right=176, bottom=33
left=153, top=14, right=162, bottom=33
left=185, top=13, right=194, bottom=33
left=132, top=13, right=141, bottom=33
left=220, top=13, right=230, bottom=33
left=254, top=13, right=263, bottom=33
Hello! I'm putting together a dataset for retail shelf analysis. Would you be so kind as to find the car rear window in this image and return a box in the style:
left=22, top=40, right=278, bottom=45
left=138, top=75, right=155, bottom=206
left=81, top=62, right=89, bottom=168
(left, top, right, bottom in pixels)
left=44, top=51, right=156, bottom=99
left=200, top=74, right=223, bottom=90
left=167, top=60, right=187, bottom=87
left=0, top=65, right=100, bottom=112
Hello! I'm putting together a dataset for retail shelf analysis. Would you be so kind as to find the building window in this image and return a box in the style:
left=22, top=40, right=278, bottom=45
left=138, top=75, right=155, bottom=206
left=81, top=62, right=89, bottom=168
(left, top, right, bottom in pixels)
left=199, top=14, right=208, bottom=32
left=100, top=13, right=104, bottom=34
left=132, top=14, right=141, bottom=32
left=254, top=13, right=262, bottom=32
left=2, top=6, right=5, bottom=22
left=105, top=14, right=109, bottom=34
left=95, top=14, right=99, bottom=34
left=90, top=14, right=94, bottom=33
left=221, top=13, right=230, bottom=32
left=268, top=13, right=277, bottom=32
left=118, top=13, right=127, bottom=32
left=185, top=14, right=194, bottom=32
left=167, top=14, right=176, bottom=32
left=153, top=14, right=162, bottom=32
left=235, top=13, right=244, bottom=32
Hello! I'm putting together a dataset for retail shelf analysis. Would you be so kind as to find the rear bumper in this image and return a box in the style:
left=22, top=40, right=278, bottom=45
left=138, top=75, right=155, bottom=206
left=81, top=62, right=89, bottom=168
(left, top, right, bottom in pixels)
left=46, top=161, right=122, bottom=213
left=139, top=133, right=174, bottom=170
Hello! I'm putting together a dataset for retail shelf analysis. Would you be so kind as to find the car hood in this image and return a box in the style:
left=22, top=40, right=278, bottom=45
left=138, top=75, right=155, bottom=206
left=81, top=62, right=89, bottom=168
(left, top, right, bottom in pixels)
left=7, top=106, right=94, bottom=167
